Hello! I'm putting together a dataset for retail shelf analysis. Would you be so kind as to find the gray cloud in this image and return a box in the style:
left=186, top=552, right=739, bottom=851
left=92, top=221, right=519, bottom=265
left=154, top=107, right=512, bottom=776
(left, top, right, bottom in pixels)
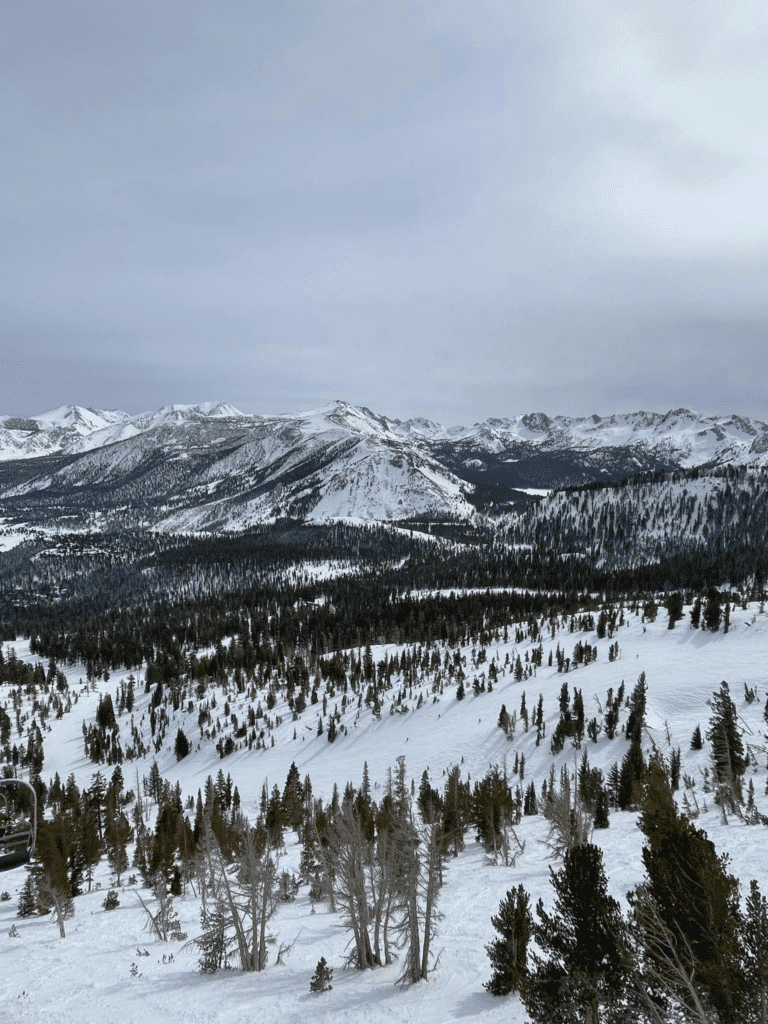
left=2, top=0, right=767, bottom=424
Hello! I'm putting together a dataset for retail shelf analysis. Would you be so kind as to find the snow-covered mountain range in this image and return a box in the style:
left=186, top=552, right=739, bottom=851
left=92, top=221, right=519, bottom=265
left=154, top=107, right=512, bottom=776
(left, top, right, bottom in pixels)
left=1, top=400, right=767, bottom=530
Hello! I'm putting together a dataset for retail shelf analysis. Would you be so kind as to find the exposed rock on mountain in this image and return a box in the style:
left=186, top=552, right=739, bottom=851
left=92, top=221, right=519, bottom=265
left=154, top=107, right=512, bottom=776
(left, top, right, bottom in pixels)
left=1, top=400, right=767, bottom=531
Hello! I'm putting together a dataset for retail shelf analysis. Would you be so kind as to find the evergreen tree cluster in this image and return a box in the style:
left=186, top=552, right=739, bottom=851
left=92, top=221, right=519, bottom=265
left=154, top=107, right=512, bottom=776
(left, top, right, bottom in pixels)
left=486, top=749, right=768, bottom=1023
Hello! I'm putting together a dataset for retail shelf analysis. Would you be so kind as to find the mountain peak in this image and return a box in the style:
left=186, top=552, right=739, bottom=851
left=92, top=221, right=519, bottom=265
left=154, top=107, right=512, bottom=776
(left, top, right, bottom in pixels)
left=521, top=412, right=552, bottom=432
left=33, top=405, right=130, bottom=433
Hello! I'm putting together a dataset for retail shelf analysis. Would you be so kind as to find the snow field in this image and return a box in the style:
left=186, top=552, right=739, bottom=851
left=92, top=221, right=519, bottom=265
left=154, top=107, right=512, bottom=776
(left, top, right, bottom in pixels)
left=2, top=600, right=768, bottom=1022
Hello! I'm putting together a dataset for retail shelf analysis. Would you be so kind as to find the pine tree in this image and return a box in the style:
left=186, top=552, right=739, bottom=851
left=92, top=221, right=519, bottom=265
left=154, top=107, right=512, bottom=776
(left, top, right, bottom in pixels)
left=197, top=904, right=231, bottom=973
left=625, top=672, right=647, bottom=743
left=417, top=769, right=442, bottom=824
left=534, top=694, right=544, bottom=743
left=669, top=746, right=681, bottom=792
left=442, top=765, right=468, bottom=857
left=593, top=788, right=610, bottom=829
left=104, top=802, right=132, bottom=884
left=603, top=686, right=620, bottom=740
left=485, top=884, right=532, bottom=995
left=78, top=803, right=102, bottom=893
left=102, top=888, right=120, bottom=910
left=472, top=765, right=514, bottom=862
left=630, top=751, right=745, bottom=1024
left=743, top=879, right=768, bottom=1024
left=666, top=591, right=684, bottom=629
left=281, top=762, right=305, bottom=831
left=617, top=730, right=645, bottom=810
left=16, top=873, right=38, bottom=918
left=174, top=728, right=190, bottom=761
left=703, top=586, right=722, bottom=631
left=521, top=843, right=631, bottom=1023
left=707, top=681, right=748, bottom=807
left=309, top=956, right=333, bottom=993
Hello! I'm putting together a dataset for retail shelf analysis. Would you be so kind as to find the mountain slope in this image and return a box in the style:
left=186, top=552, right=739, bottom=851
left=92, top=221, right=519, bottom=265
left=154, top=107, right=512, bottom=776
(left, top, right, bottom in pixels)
left=0, top=402, right=475, bottom=531
left=2, top=599, right=768, bottom=1024
left=2, top=400, right=768, bottom=531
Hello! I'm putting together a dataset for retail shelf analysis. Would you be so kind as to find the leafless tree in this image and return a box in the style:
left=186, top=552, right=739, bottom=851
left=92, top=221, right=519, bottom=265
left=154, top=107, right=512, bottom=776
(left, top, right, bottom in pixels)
left=135, top=878, right=184, bottom=942
left=36, top=875, right=73, bottom=939
left=327, top=805, right=378, bottom=968
left=195, top=818, right=280, bottom=972
left=631, top=884, right=718, bottom=1024
left=541, top=784, right=592, bottom=861
left=394, top=819, right=444, bottom=986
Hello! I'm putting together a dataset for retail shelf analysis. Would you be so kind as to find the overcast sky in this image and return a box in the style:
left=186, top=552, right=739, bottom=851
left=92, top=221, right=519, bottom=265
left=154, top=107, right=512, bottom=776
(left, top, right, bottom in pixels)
left=2, top=0, right=768, bottom=424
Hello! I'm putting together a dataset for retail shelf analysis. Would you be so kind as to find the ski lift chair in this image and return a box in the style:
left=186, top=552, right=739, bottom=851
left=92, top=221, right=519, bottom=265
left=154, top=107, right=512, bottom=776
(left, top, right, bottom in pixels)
left=0, top=778, right=37, bottom=870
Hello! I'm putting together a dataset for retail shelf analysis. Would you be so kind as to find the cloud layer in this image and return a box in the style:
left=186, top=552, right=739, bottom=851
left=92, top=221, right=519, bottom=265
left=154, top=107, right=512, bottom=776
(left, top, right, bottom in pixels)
left=2, top=1, right=767, bottom=422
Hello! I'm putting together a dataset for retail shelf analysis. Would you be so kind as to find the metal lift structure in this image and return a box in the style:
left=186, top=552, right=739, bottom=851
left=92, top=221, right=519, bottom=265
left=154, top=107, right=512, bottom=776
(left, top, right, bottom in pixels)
left=0, top=777, right=37, bottom=870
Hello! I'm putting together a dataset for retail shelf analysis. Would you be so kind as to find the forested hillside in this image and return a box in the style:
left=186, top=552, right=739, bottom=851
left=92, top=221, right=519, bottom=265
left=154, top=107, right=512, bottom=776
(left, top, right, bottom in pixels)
left=2, top=466, right=768, bottom=1023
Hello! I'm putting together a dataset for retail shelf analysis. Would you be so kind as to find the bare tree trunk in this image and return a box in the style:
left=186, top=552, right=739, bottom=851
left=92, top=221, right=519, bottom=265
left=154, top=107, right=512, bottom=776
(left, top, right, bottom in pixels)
left=633, top=886, right=717, bottom=1024
left=38, top=876, right=71, bottom=939
left=328, top=808, right=376, bottom=968
left=382, top=889, right=396, bottom=965
left=404, top=884, right=421, bottom=985
left=257, top=848, right=276, bottom=971
left=419, top=822, right=442, bottom=981
left=312, top=816, right=336, bottom=913
left=198, top=820, right=278, bottom=973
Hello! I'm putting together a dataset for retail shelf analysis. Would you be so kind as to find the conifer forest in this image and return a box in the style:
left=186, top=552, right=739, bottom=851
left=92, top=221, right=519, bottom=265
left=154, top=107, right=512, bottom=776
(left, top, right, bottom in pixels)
left=3, top=465, right=768, bottom=1024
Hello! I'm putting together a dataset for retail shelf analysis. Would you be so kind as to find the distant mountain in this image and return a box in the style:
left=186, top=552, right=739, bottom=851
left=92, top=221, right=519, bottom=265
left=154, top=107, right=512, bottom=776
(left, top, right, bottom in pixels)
left=1, top=400, right=768, bottom=531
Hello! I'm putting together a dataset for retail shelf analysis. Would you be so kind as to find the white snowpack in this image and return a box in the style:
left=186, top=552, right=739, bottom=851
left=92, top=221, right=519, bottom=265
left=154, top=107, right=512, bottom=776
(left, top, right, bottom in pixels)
left=1, top=602, right=768, bottom=1023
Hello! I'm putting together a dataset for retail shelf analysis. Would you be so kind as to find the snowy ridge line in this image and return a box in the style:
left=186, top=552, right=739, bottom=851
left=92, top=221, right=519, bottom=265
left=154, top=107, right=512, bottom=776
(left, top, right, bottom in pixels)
left=2, top=399, right=768, bottom=536
left=3, top=400, right=768, bottom=465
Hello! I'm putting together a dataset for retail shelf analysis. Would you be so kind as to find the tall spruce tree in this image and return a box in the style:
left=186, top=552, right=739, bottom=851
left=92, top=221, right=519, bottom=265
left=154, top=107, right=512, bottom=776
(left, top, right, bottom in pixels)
left=743, top=879, right=768, bottom=1024
left=706, top=681, right=747, bottom=807
left=665, top=591, right=684, bottom=629
left=703, top=586, right=722, bottom=631
left=485, top=884, right=532, bottom=995
left=629, top=752, right=745, bottom=1024
left=521, top=843, right=631, bottom=1024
